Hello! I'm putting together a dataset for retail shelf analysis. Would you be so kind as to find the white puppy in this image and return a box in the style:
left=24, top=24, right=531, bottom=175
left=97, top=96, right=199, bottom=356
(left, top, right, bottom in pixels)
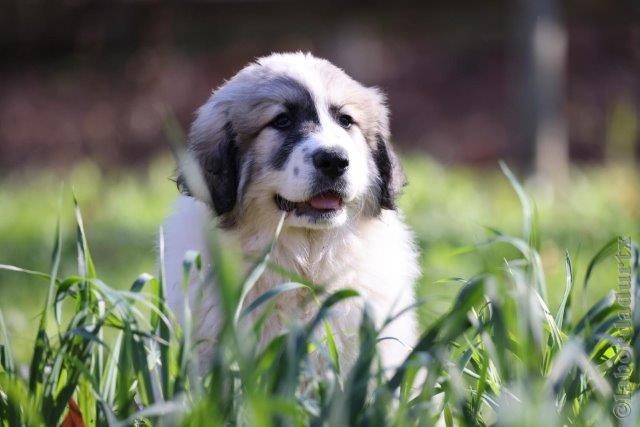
left=164, top=52, right=420, bottom=373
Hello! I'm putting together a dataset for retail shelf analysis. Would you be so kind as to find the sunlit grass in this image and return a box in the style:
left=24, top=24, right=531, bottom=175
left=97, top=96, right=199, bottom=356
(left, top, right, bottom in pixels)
left=0, top=160, right=638, bottom=425
left=1, top=155, right=638, bottom=362
left=0, top=155, right=639, bottom=425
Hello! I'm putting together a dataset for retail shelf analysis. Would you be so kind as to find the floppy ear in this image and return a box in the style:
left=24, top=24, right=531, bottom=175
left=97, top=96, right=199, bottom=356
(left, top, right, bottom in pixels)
left=177, top=100, right=241, bottom=227
left=362, top=87, right=406, bottom=212
left=373, top=133, right=406, bottom=211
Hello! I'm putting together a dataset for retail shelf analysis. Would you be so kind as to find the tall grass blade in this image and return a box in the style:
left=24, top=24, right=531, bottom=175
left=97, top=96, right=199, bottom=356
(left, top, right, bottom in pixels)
left=323, top=319, right=341, bottom=375
left=499, top=161, right=532, bottom=244
left=157, top=227, right=172, bottom=401
left=0, top=310, right=14, bottom=376
left=555, top=251, right=574, bottom=330
left=234, top=213, right=286, bottom=325
left=174, top=247, right=202, bottom=397
left=582, top=237, right=618, bottom=290
left=573, top=292, right=617, bottom=335
left=239, top=282, right=307, bottom=319
left=0, top=265, right=54, bottom=282
left=345, top=308, right=377, bottom=425
left=629, top=243, right=639, bottom=383
left=29, top=213, right=62, bottom=395
left=73, top=194, right=97, bottom=280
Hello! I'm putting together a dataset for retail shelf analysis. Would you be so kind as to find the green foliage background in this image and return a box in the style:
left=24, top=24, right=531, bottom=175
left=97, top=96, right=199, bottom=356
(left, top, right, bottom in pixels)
left=1, top=155, right=637, bottom=364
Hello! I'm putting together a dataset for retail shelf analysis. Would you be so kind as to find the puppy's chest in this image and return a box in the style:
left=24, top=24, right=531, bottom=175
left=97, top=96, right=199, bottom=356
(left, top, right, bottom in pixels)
left=238, top=222, right=408, bottom=326
left=244, top=237, right=367, bottom=352
left=276, top=234, right=361, bottom=287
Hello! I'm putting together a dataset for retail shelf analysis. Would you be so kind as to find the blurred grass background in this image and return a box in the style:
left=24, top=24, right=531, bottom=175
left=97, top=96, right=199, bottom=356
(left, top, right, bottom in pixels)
left=1, top=154, right=637, bottom=363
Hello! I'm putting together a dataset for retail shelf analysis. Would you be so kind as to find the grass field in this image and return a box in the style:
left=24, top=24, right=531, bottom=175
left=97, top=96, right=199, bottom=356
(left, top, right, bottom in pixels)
left=1, top=154, right=639, bottom=425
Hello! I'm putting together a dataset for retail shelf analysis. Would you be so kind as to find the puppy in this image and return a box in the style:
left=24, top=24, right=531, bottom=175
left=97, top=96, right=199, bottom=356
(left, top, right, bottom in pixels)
left=164, top=52, right=420, bottom=373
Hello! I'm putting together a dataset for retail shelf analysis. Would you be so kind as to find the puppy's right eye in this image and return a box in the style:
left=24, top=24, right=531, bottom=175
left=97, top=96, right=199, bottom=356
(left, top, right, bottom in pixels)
left=270, top=113, right=293, bottom=130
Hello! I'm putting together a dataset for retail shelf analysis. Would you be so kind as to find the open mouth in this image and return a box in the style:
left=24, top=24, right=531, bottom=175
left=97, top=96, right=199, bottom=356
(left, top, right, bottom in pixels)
left=275, top=191, right=345, bottom=217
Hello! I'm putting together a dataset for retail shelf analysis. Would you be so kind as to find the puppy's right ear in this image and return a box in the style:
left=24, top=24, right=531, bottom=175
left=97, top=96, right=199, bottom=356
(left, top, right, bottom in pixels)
left=177, top=99, right=241, bottom=227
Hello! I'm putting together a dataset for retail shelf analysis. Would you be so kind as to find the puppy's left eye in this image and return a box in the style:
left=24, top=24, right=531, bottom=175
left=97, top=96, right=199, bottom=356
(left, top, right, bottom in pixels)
left=337, top=114, right=354, bottom=129
left=270, top=113, right=293, bottom=130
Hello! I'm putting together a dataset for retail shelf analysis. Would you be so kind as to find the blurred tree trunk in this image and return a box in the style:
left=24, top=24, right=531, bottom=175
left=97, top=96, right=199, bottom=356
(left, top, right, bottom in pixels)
left=517, top=0, right=568, bottom=185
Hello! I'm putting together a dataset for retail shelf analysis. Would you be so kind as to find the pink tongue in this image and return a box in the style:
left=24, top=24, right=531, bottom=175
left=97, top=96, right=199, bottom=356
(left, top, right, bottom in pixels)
left=308, top=193, right=342, bottom=210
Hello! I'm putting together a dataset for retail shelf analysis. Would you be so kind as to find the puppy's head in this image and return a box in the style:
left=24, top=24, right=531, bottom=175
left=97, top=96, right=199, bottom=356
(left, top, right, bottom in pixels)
left=179, top=52, right=405, bottom=230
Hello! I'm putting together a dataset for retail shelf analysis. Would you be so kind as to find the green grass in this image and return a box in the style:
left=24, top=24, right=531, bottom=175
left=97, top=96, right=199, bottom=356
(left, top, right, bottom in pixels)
left=1, top=155, right=639, bottom=425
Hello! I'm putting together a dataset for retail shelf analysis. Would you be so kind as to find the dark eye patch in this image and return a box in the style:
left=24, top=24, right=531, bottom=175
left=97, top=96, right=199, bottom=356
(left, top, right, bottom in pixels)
left=269, top=81, right=320, bottom=170
left=337, top=113, right=354, bottom=129
left=330, top=105, right=355, bottom=129
left=270, top=113, right=293, bottom=130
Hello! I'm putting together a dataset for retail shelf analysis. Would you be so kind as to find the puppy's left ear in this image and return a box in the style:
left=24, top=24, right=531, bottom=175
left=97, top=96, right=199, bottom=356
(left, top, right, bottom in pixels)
left=365, top=87, right=406, bottom=211
left=373, top=133, right=406, bottom=210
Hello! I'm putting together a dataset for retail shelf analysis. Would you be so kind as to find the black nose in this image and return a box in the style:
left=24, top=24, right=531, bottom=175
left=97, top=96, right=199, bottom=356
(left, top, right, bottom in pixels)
left=312, top=148, right=349, bottom=179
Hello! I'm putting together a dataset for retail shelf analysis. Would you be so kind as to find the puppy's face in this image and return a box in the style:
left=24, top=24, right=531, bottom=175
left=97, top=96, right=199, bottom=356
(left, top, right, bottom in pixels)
left=180, top=53, right=405, bottom=230
left=251, top=74, right=376, bottom=229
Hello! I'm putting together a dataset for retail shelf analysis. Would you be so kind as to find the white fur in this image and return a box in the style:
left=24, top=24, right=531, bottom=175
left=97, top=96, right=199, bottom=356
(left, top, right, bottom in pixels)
left=163, top=53, right=420, bottom=375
